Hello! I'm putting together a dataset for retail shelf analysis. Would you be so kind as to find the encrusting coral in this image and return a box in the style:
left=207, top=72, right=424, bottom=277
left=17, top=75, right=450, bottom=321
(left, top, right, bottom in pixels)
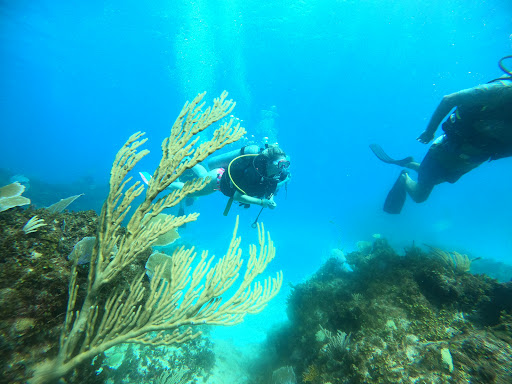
left=257, top=239, right=512, bottom=384
left=28, top=91, right=283, bottom=384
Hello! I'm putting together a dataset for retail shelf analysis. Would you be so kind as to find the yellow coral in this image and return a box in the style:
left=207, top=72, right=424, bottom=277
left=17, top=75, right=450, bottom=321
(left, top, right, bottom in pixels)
left=303, top=365, right=319, bottom=382
left=426, top=245, right=472, bottom=273
left=29, top=92, right=282, bottom=384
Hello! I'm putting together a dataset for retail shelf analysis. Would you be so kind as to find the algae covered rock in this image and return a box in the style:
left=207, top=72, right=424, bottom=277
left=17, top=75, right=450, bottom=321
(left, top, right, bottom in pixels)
left=258, top=239, right=512, bottom=384
left=0, top=206, right=98, bottom=384
left=0, top=206, right=219, bottom=384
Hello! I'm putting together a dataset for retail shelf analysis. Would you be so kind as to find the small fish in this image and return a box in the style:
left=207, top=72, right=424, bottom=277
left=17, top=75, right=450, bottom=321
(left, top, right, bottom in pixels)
left=68, top=237, right=96, bottom=265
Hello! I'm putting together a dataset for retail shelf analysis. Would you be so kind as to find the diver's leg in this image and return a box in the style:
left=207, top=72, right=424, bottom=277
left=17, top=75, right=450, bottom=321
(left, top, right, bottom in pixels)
left=168, top=181, right=185, bottom=190
left=403, top=174, right=434, bottom=203
left=186, top=169, right=222, bottom=197
left=406, top=138, right=448, bottom=202
left=405, top=161, right=420, bottom=172
left=384, top=170, right=433, bottom=213
left=190, top=163, right=208, bottom=178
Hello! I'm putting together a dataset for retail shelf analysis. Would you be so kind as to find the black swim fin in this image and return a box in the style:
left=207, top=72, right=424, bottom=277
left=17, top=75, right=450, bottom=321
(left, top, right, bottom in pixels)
left=370, top=144, right=413, bottom=167
left=384, top=171, right=407, bottom=214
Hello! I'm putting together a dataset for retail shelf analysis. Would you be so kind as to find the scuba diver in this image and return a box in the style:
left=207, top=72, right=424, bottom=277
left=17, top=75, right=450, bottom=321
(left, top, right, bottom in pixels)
left=215, top=144, right=290, bottom=216
left=140, top=144, right=291, bottom=217
left=371, top=55, right=512, bottom=214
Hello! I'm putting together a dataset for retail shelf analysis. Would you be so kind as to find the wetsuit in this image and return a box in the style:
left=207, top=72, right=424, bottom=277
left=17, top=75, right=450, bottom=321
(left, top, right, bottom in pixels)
left=419, top=78, right=512, bottom=185
left=219, top=155, right=280, bottom=199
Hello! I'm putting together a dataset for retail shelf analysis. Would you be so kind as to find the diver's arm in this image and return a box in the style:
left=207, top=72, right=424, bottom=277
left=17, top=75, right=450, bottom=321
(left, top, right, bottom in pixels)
left=418, top=87, right=481, bottom=144
left=190, top=163, right=208, bottom=178
left=418, top=94, right=459, bottom=143
left=233, top=190, right=276, bottom=208
left=277, top=172, right=291, bottom=188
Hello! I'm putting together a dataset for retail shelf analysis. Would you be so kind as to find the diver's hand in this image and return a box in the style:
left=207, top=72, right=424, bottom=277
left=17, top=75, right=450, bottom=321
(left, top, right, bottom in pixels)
left=262, top=198, right=277, bottom=210
left=417, top=130, right=434, bottom=144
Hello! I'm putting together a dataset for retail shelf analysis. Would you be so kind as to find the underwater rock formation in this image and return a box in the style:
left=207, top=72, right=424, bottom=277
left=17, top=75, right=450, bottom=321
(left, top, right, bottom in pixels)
left=0, top=206, right=100, bottom=384
left=0, top=206, right=218, bottom=384
left=257, top=239, right=512, bottom=384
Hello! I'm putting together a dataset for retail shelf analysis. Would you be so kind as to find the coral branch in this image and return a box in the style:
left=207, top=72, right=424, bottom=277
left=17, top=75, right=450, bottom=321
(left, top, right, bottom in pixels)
left=29, top=92, right=280, bottom=384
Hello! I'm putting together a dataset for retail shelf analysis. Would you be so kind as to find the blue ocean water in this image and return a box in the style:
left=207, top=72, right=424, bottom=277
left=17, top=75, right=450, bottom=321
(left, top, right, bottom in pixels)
left=1, top=0, right=511, bottom=349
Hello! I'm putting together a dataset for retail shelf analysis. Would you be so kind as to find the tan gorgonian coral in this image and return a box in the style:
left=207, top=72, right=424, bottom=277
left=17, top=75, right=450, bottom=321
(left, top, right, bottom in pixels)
left=147, top=213, right=181, bottom=246
left=426, top=245, right=473, bottom=273
left=46, top=193, right=84, bottom=213
left=29, top=91, right=282, bottom=384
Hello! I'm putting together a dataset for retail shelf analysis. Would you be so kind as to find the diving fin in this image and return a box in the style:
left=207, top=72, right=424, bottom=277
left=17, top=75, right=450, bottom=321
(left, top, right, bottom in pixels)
left=370, top=144, right=413, bottom=167
left=383, top=171, right=407, bottom=214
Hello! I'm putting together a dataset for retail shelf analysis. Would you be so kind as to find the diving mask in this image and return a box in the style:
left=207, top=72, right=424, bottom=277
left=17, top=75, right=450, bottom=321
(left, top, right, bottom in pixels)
left=273, top=159, right=290, bottom=169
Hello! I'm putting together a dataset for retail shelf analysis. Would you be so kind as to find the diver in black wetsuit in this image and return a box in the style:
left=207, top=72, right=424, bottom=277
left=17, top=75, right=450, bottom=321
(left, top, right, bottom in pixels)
left=371, top=56, right=512, bottom=214
left=217, top=145, right=290, bottom=210
left=144, top=144, right=290, bottom=212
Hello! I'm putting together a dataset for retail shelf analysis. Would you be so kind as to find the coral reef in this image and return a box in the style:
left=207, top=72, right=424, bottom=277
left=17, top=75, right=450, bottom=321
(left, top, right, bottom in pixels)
left=99, top=336, right=215, bottom=383
left=5, top=92, right=282, bottom=384
left=0, top=205, right=218, bottom=384
left=255, top=239, right=512, bottom=384
left=0, top=206, right=100, bottom=384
